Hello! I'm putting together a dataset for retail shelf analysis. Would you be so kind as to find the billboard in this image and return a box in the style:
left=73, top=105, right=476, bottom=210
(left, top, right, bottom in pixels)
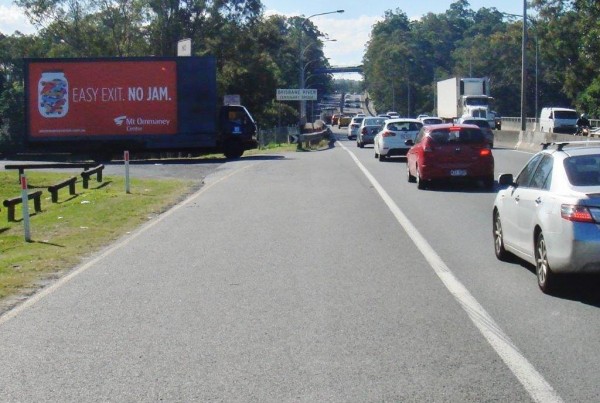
left=27, top=60, right=178, bottom=138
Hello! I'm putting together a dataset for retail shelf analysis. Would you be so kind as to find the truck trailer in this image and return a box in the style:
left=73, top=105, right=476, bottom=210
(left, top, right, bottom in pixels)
left=436, top=77, right=493, bottom=124
left=24, top=56, right=258, bottom=160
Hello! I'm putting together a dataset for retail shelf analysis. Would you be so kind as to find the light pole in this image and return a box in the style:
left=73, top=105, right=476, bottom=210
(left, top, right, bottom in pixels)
left=299, top=10, right=344, bottom=127
left=504, top=3, right=535, bottom=131
left=521, top=0, right=527, bottom=132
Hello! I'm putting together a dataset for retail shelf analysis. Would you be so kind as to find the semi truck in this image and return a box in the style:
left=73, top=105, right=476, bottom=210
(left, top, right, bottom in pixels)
left=24, top=56, right=258, bottom=160
left=436, top=77, right=494, bottom=124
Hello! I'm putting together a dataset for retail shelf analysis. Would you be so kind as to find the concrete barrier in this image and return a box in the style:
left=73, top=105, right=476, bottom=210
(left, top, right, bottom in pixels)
left=493, top=128, right=600, bottom=153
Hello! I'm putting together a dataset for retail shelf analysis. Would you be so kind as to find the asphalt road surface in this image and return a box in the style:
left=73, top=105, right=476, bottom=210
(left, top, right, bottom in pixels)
left=0, top=131, right=598, bottom=401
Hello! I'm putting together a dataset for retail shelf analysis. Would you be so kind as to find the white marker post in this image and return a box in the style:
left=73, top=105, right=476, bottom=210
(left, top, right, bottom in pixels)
left=20, top=174, right=31, bottom=242
left=124, top=150, right=130, bottom=194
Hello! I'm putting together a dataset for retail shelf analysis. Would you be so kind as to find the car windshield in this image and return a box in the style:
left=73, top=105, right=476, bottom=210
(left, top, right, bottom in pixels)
left=429, top=128, right=485, bottom=144
left=564, top=155, right=600, bottom=186
left=423, top=118, right=443, bottom=125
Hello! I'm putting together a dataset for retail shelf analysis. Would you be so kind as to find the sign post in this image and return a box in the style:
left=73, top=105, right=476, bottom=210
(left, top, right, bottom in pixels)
left=124, top=150, right=130, bottom=194
left=20, top=174, right=31, bottom=242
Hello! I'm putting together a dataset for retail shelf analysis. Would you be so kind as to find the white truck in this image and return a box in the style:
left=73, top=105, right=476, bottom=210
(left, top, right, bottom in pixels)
left=436, top=77, right=494, bottom=125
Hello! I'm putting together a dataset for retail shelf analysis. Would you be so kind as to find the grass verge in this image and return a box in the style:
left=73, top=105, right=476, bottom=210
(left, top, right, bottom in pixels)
left=0, top=141, right=330, bottom=312
left=0, top=171, right=197, bottom=309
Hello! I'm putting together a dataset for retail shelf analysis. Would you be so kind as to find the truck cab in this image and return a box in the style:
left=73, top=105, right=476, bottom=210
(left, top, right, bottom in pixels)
left=219, top=105, right=258, bottom=158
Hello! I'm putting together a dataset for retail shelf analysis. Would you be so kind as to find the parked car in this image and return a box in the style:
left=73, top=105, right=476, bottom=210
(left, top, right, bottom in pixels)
left=357, top=116, right=387, bottom=148
left=406, top=123, right=494, bottom=189
left=347, top=116, right=364, bottom=140
left=493, top=142, right=600, bottom=293
left=459, top=117, right=494, bottom=148
left=420, top=116, right=444, bottom=126
left=374, top=119, right=423, bottom=161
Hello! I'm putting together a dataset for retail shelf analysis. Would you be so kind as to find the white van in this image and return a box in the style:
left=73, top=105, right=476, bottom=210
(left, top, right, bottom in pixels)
left=539, top=107, right=578, bottom=134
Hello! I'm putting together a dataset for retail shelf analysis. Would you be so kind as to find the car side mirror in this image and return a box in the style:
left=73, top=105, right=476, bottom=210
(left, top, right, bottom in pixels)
left=405, top=139, right=414, bottom=146
left=498, top=173, right=514, bottom=187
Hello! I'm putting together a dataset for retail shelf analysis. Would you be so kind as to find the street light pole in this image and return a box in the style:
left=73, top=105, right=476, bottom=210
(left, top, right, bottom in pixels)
left=298, top=10, right=344, bottom=128
left=521, top=0, right=527, bottom=132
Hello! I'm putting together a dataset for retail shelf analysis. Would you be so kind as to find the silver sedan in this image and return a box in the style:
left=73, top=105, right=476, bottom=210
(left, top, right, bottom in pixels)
left=493, top=142, right=600, bottom=293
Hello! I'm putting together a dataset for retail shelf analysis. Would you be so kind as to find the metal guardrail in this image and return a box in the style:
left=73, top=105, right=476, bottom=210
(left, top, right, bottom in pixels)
left=258, top=126, right=300, bottom=148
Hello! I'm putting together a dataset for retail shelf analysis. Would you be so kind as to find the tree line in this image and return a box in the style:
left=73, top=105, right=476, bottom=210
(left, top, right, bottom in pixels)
left=0, top=0, right=596, bottom=152
left=364, top=0, right=600, bottom=120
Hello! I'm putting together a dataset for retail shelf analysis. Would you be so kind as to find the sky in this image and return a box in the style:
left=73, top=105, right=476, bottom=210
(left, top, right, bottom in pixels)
left=0, top=0, right=527, bottom=80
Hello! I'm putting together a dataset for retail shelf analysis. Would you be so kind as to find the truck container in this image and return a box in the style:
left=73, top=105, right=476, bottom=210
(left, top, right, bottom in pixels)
left=24, top=56, right=257, bottom=160
left=436, top=77, right=493, bottom=123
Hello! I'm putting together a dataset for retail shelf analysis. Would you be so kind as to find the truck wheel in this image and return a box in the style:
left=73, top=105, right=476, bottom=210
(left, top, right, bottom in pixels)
left=224, top=142, right=244, bottom=159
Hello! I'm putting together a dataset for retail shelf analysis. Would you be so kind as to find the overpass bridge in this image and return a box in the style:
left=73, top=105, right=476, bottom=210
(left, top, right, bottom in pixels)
left=314, top=65, right=362, bottom=74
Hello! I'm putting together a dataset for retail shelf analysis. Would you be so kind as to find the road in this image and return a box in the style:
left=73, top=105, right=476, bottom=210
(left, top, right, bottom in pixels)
left=0, top=128, right=598, bottom=401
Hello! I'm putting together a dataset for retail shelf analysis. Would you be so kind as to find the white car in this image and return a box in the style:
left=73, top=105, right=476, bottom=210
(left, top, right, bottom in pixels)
left=493, top=142, right=600, bottom=293
left=347, top=116, right=364, bottom=140
left=374, top=118, right=423, bottom=161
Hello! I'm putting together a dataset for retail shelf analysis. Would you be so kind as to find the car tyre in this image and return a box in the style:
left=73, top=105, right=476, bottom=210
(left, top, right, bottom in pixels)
left=378, top=153, right=386, bottom=161
left=535, top=232, right=557, bottom=294
left=493, top=211, right=510, bottom=261
left=416, top=166, right=426, bottom=189
left=407, top=165, right=416, bottom=183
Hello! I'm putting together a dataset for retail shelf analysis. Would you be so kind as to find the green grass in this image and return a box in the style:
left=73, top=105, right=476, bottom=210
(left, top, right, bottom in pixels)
left=0, top=142, right=329, bottom=309
left=0, top=171, right=197, bottom=303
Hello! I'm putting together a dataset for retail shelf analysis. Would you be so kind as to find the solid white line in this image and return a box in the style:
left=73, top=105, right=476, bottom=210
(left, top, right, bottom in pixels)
left=338, top=141, right=563, bottom=403
left=0, top=163, right=257, bottom=326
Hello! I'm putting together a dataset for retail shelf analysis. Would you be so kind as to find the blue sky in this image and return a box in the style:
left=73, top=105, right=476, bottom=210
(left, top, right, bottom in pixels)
left=0, top=0, right=527, bottom=79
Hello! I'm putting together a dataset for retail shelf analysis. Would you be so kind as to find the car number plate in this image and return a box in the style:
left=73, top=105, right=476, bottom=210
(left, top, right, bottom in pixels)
left=450, top=169, right=467, bottom=176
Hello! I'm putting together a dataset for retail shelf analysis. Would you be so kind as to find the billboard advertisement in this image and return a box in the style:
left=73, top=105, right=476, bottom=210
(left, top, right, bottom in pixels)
left=27, top=60, right=178, bottom=138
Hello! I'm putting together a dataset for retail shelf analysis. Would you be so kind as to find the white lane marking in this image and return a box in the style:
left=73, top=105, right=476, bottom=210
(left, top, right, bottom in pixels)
left=338, top=141, right=563, bottom=403
left=0, top=163, right=257, bottom=326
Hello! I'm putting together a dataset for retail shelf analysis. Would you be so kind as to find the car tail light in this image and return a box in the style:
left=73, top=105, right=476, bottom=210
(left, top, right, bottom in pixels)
left=479, top=148, right=491, bottom=156
left=561, top=204, right=595, bottom=223
left=382, top=131, right=395, bottom=137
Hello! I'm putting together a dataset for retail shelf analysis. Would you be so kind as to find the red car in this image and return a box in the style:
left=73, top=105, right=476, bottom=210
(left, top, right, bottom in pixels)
left=406, top=123, right=494, bottom=189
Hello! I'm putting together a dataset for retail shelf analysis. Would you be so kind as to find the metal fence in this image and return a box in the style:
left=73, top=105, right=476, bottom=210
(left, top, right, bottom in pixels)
left=258, top=126, right=300, bottom=148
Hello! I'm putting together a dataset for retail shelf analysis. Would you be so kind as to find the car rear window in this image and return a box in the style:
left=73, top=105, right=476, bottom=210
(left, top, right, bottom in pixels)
left=388, top=122, right=422, bottom=131
left=554, top=110, right=578, bottom=119
left=564, top=155, right=600, bottom=186
left=423, top=118, right=443, bottom=125
left=365, top=118, right=386, bottom=126
left=463, top=120, right=490, bottom=128
left=429, top=128, right=485, bottom=144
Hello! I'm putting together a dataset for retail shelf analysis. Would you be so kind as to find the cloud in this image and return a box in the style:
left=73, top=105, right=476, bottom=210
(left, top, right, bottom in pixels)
left=0, top=4, right=36, bottom=35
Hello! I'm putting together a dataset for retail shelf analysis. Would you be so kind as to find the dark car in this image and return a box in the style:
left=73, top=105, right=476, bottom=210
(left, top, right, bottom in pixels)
left=460, top=118, right=494, bottom=148
left=406, top=124, right=494, bottom=189
left=357, top=116, right=387, bottom=148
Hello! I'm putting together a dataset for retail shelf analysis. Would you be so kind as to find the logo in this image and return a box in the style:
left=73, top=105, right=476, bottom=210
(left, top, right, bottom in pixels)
left=114, top=115, right=127, bottom=126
